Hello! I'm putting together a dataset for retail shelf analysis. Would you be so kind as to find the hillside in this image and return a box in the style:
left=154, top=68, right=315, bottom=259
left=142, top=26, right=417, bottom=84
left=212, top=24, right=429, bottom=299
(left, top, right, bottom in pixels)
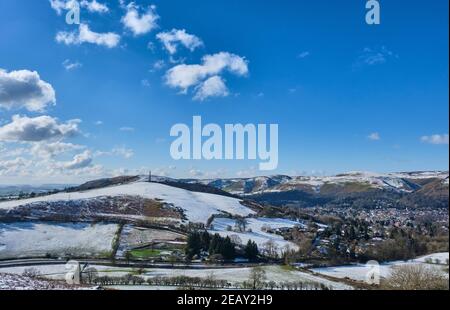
left=192, top=171, right=449, bottom=209
left=0, top=180, right=255, bottom=224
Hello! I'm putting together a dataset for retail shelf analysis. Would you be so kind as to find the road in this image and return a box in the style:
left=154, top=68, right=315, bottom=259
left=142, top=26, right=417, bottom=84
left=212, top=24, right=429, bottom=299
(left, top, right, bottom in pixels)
left=0, top=258, right=258, bottom=270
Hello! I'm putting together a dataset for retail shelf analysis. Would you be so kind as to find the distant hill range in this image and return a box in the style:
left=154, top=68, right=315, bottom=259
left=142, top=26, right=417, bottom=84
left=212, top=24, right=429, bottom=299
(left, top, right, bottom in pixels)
left=0, top=184, right=75, bottom=196
left=184, top=171, right=449, bottom=209
left=2, top=171, right=447, bottom=210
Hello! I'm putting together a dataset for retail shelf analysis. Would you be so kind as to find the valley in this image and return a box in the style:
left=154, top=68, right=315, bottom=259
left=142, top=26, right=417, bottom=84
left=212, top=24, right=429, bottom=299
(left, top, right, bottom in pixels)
left=0, top=171, right=448, bottom=290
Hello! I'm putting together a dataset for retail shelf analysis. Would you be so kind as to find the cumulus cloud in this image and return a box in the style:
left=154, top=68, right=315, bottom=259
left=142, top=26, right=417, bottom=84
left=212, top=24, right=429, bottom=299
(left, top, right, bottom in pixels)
left=157, top=29, right=203, bottom=54
left=368, top=132, right=381, bottom=141
left=31, top=141, right=85, bottom=159
left=165, top=52, right=248, bottom=99
left=80, top=0, right=109, bottom=13
left=50, top=0, right=108, bottom=14
left=194, top=76, right=229, bottom=101
left=62, top=150, right=93, bottom=169
left=421, top=134, right=449, bottom=145
left=56, top=23, right=120, bottom=48
left=0, top=157, right=31, bottom=175
left=0, top=69, right=56, bottom=112
left=121, top=3, right=159, bottom=36
left=112, top=147, right=134, bottom=159
left=0, top=115, right=80, bottom=142
left=49, top=0, right=76, bottom=15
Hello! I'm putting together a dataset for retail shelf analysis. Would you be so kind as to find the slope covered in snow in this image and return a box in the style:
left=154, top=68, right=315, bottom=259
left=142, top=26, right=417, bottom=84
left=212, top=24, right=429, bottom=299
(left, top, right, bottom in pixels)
left=0, top=273, right=85, bottom=290
left=0, top=181, right=254, bottom=224
left=311, top=252, right=449, bottom=282
left=0, top=222, right=119, bottom=260
left=208, top=217, right=303, bottom=253
left=197, top=171, right=449, bottom=195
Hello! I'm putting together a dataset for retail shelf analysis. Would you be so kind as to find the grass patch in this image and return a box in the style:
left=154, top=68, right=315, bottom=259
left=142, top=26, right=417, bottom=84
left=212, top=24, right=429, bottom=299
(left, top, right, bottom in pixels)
left=130, top=249, right=163, bottom=259
left=281, top=264, right=297, bottom=272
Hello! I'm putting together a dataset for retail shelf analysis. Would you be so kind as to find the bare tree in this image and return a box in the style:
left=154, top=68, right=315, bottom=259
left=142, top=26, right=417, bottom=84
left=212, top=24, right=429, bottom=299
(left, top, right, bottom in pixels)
left=82, top=267, right=98, bottom=284
left=249, top=267, right=267, bottom=290
left=263, top=240, right=279, bottom=259
left=230, top=234, right=243, bottom=246
left=235, top=217, right=248, bottom=232
left=382, top=264, right=449, bottom=290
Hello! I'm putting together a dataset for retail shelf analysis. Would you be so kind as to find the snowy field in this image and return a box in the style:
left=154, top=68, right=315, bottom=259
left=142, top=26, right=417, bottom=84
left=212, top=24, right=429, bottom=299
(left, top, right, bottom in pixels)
left=208, top=217, right=304, bottom=253
left=0, top=264, right=353, bottom=290
left=0, top=222, right=119, bottom=259
left=141, top=265, right=352, bottom=290
left=0, top=182, right=254, bottom=224
left=311, top=252, right=449, bottom=282
left=0, top=273, right=84, bottom=290
left=116, top=225, right=186, bottom=257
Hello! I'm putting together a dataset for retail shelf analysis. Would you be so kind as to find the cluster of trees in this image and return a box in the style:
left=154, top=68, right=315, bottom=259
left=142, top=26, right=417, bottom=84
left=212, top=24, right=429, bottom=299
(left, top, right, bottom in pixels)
left=148, top=275, right=229, bottom=289
left=360, top=227, right=448, bottom=263
left=90, top=273, right=145, bottom=286
left=185, top=231, right=260, bottom=261
left=241, top=280, right=330, bottom=290
left=185, top=231, right=236, bottom=260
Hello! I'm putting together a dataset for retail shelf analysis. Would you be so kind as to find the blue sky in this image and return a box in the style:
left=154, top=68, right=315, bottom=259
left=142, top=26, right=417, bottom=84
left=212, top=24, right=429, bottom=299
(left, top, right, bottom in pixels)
left=0, top=0, right=448, bottom=184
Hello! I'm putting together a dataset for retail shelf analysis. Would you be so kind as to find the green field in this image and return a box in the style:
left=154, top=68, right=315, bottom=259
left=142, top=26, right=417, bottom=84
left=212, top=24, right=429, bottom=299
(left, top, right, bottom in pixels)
left=130, top=249, right=163, bottom=259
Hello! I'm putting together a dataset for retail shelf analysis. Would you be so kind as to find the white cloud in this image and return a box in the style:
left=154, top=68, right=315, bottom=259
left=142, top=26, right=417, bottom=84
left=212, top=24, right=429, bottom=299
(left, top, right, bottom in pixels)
left=121, top=3, right=159, bottom=36
left=297, top=51, right=310, bottom=59
left=31, top=141, right=85, bottom=159
left=141, top=79, right=150, bottom=87
left=80, top=0, right=109, bottom=13
left=165, top=52, right=248, bottom=99
left=189, top=168, right=205, bottom=177
left=62, top=59, right=82, bottom=71
left=50, top=0, right=108, bottom=14
left=112, top=147, right=134, bottom=159
left=56, top=23, right=120, bottom=48
left=421, top=134, right=449, bottom=145
left=0, top=69, right=56, bottom=112
left=0, top=115, right=80, bottom=142
left=157, top=29, right=203, bottom=55
left=0, top=157, right=31, bottom=175
left=49, top=0, right=76, bottom=15
left=193, top=76, right=229, bottom=101
left=150, top=60, right=166, bottom=72
left=368, top=132, right=381, bottom=141
left=94, top=120, right=103, bottom=125
left=62, top=150, right=93, bottom=169
left=355, top=46, right=398, bottom=67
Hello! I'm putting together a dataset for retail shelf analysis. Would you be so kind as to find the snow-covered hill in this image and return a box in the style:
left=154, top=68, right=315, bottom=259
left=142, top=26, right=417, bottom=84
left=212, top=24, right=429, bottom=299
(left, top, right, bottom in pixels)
left=0, top=181, right=254, bottom=224
left=196, top=171, right=449, bottom=195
